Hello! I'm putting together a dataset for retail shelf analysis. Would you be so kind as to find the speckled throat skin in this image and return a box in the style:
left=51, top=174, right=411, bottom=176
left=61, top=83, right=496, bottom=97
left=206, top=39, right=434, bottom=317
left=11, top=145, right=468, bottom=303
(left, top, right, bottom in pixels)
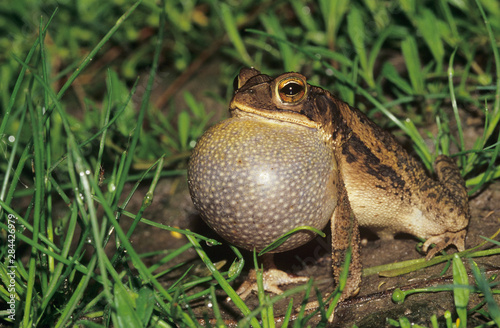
left=188, top=115, right=337, bottom=252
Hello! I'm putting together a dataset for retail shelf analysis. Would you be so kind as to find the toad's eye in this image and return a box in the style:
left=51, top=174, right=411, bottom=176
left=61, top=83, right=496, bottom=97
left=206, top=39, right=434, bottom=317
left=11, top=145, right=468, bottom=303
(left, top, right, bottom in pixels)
left=277, top=77, right=307, bottom=103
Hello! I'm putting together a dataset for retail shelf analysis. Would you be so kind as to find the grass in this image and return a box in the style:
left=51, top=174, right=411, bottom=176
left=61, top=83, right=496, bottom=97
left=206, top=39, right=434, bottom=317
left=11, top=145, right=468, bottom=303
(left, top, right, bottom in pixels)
left=0, top=0, right=499, bottom=327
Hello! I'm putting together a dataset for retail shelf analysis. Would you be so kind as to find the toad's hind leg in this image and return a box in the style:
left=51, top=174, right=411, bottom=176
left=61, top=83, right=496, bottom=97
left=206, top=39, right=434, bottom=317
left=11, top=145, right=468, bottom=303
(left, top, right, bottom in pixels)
left=422, top=155, right=470, bottom=259
left=230, top=253, right=309, bottom=301
left=331, top=175, right=362, bottom=301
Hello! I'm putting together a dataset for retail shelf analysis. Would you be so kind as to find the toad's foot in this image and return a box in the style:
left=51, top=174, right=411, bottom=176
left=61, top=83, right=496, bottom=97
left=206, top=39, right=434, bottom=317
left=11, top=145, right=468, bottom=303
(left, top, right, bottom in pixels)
left=228, top=268, right=310, bottom=301
left=422, top=229, right=467, bottom=260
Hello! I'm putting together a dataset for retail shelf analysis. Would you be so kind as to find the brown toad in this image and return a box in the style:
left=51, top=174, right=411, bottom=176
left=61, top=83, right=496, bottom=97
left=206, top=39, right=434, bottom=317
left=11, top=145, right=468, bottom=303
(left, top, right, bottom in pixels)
left=187, top=68, right=470, bottom=302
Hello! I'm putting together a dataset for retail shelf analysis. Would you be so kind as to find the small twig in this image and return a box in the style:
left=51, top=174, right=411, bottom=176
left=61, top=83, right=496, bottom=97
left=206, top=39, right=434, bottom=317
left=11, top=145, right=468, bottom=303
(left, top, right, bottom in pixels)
left=154, top=37, right=225, bottom=109
left=154, top=1, right=281, bottom=109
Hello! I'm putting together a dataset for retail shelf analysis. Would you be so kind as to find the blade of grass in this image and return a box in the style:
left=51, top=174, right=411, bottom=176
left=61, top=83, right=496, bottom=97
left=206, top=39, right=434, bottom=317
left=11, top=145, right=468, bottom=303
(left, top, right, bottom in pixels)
left=219, top=3, right=253, bottom=67
left=0, top=103, right=27, bottom=206
left=447, top=49, right=465, bottom=168
left=415, top=8, right=444, bottom=72
left=67, top=135, right=112, bottom=301
left=281, top=298, right=294, bottom=328
left=469, top=260, right=500, bottom=325
left=347, top=5, right=374, bottom=87
left=259, top=226, right=325, bottom=255
left=254, top=252, right=272, bottom=328
left=209, top=285, right=225, bottom=327
left=54, top=256, right=98, bottom=328
left=290, top=0, right=318, bottom=32
left=401, top=35, right=425, bottom=95
left=111, top=0, right=157, bottom=212
left=37, top=205, right=79, bottom=322
left=467, top=0, right=500, bottom=193
left=325, top=247, right=352, bottom=321
left=0, top=9, right=58, bottom=151
left=260, top=13, right=295, bottom=72
left=114, top=282, right=143, bottom=328
left=367, top=27, right=392, bottom=88
left=318, top=0, right=349, bottom=49
left=381, top=62, right=414, bottom=95
left=93, top=69, right=115, bottom=188
left=18, top=9, right=197, bottom=325
left=178, top=111, right=191, bottom=151
left=370, top=246, right=500, bottom=278
left=22, top=93, right=45, bottom=328
left=40, top=13, right=55, bottom=291
left=452, top=254, right=469, bottom=328
left=55, top=1, right=142, bottom=101
left=292, top=279, right=315, bottom=327
left=186, top=234, right=260, bottom=328
left=475, top=0, right=500, bottom=119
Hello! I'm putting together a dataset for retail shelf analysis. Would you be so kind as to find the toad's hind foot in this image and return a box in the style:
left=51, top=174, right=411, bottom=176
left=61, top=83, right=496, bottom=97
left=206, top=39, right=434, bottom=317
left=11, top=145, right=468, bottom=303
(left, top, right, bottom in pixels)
left=422, top=229, right=467, bottom=260
left=227, top=268, right=310, bottom=301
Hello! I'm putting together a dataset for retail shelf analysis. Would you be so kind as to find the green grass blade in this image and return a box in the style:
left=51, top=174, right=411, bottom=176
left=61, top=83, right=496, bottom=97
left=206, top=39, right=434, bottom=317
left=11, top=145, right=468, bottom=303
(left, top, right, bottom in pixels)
left=209, top=285, right=225, bottom=327
left=347, top=6, right=373, bottom=87
left=415, top=8, right=444, bottom=71
left=178, top=111, right=191, bottom=150
left=259, top=226, right=325, bottom=255
left=261, top=13, right=295, bottom=72
left=0, top=8, right=57, bottom=143
left=401, top=35, right=425, bottom=95
left=186, top=234, right=260, bottom=328
left=22, top=100, right=44, bottom=328
left=55, top=1, right=142, bottom=101
left=37, top=205, right=79, bottom=320
left=381, top=62, right=414, bottom=95
left=326, top=247, right=352, bottom=320
left=290, top=0, right=318, bottom=32
left=452, top=254, right=469, bottom=328
left=469, top=260, right=500, bottom=326
left=0, top=103, right=27, bottom=206
left=319, top=0, right=349, bottom=49
left=447, top=49, right=466, bottom=167
left=54, top=256, right=98, bottom=328
left=111, top=0, right=160, bottom=211
left=475, top=0, right=500, bottom=119
left=219, top=3, right=253, bottom=66
left=114, top=283, right=143, bottom=328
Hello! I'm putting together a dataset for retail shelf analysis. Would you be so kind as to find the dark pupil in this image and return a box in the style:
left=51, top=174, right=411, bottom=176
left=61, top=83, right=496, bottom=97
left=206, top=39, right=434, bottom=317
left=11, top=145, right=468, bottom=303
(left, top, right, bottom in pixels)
left=281, top=82, right=302, bottom=96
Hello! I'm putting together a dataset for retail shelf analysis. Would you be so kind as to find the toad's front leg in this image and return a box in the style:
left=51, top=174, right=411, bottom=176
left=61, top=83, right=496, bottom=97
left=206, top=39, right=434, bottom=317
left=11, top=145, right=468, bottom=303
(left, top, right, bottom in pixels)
left=331, top=175, right=362, bottom=301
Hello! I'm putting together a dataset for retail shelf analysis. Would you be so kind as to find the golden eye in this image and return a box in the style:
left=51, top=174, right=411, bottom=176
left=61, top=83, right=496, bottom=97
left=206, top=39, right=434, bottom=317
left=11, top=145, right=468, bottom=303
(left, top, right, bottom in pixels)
left=277, top=77, right=306, bottom=103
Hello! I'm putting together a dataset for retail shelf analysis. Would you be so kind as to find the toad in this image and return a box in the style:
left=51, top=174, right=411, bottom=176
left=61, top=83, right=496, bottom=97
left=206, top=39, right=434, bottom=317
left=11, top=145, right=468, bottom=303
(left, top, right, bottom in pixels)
left=187, top=68, right=470, bottom=303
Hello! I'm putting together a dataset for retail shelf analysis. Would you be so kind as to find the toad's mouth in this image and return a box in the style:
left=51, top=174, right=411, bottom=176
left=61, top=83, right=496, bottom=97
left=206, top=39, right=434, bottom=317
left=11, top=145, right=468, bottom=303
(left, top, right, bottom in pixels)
left=229, top=101, right=321, bottom=130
